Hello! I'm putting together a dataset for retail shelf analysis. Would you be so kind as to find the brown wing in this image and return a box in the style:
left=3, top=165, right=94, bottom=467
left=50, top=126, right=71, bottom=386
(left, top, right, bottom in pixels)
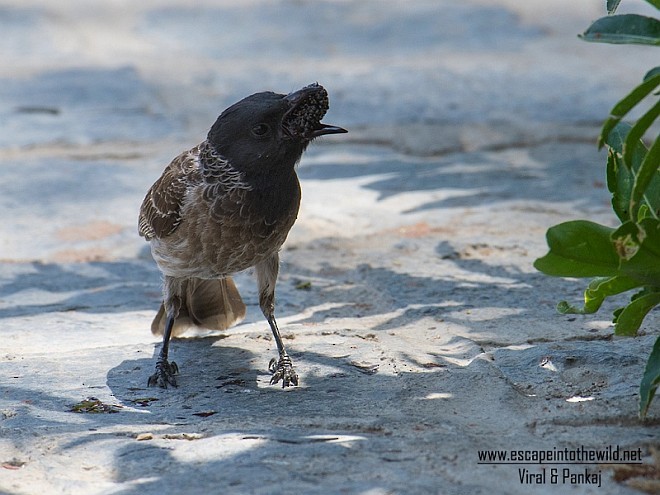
left=138, top=146, right=202, bottom=240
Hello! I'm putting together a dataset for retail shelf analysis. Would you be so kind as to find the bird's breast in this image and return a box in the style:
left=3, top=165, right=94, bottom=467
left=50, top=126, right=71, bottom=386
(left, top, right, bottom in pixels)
left=151, top=174, right=301, bottom=278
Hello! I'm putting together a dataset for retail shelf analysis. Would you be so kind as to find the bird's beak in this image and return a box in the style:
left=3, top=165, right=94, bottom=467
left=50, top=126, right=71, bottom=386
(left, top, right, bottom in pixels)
left=309, top=123, right=348, bottom=137
left=283, top=83, right=348, bottom=139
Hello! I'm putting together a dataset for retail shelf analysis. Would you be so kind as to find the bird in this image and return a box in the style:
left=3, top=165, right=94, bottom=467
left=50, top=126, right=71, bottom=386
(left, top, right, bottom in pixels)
left=138, top=83, right=347, bottom=388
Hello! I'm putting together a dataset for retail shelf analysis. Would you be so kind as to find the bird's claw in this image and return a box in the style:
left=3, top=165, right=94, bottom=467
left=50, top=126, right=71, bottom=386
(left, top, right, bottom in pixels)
left=269, top=355, right=298, bottom=388
left=148, top=359, right=179, bottom=388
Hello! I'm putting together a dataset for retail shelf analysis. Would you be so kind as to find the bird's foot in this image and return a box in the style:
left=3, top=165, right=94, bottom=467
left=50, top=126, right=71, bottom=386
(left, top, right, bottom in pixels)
left=148, top=359, right=179, bottom=388
left=269, top=354, right=298, bottom=388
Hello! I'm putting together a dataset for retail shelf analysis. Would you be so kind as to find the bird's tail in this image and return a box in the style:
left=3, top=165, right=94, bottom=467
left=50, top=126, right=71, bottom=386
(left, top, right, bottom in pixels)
left=151, top=277, right=247, bottom=337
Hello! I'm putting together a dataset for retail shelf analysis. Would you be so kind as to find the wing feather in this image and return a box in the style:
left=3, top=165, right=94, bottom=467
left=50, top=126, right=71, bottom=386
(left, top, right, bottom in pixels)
left=138, top=146, right=202, bottom=240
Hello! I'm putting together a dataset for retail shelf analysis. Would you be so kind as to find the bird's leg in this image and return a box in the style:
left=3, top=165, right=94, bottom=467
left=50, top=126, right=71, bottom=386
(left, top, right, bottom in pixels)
left=266, top=313, right=298, bottom=387
left=148, top=313, right=179, bottom=388
left=257, top=255, right=298, bottom=387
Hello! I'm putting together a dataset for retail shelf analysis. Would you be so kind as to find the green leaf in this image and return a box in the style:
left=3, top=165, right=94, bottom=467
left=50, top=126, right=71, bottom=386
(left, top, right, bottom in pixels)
left=580, top=14, right=660, bottom=46
left=611, top=75, right=660, bottom=117
left=604, top=122, right=660, bottom=221
left=630, top=136, right=660, bottom=218
left=613, top=290, right=660, bottom=336
left=613, top=218, right=660, bottom=286
left=556, top=275, right=641, bottom=314
left=534, top=221, right=619, bottom=278
left=623, top=100, right=660, bottom=168
left=604, top=122, right=644, bottom=157
left=640, top=336, right=660, bottom=418
left=644, top=66, right=660, bottom=82
left=599, top=75, right=660, bottom=148
left=607, top=0, right=622, bottom=15
left=607, top=149, right=634, bottom=221
left=638, top=204, right=652, bottom=221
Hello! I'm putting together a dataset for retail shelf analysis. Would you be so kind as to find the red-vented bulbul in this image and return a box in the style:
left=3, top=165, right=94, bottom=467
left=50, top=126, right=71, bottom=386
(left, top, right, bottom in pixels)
left=139, top=83, right=346, bottom=388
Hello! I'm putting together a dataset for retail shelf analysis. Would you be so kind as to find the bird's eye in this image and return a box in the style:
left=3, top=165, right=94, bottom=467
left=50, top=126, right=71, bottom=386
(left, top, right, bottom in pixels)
left=252, top=123, right=270, bottom=136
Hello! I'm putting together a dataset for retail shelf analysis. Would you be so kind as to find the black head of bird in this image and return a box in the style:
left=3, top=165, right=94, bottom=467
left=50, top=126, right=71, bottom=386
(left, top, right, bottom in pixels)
left=206, top=83, right=347, bottom=179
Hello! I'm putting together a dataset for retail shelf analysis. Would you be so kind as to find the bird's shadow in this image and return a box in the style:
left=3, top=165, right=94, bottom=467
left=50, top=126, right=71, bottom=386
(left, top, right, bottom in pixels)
left=107, top=337, right=266, bottom=414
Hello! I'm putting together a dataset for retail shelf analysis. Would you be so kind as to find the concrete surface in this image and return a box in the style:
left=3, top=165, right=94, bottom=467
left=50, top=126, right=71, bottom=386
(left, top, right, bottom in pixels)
left=1, top=1, right=659, bottom=494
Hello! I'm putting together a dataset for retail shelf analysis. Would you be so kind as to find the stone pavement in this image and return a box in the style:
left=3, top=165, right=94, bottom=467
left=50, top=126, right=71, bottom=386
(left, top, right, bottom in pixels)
left=1, top=1, right=658, bottom=494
